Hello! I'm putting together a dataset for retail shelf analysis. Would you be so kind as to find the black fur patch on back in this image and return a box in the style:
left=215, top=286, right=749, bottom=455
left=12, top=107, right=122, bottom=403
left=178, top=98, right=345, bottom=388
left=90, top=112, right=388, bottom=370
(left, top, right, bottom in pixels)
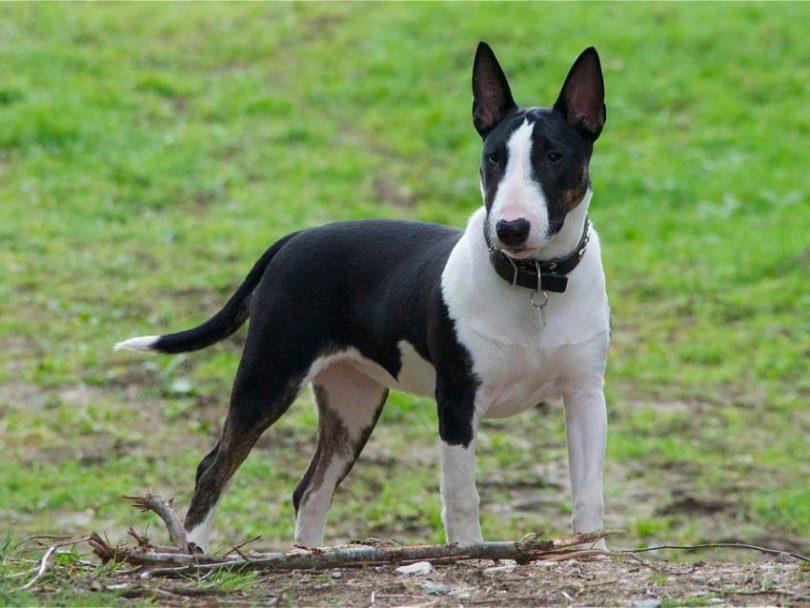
left=240, top=220, right=479, bottom=446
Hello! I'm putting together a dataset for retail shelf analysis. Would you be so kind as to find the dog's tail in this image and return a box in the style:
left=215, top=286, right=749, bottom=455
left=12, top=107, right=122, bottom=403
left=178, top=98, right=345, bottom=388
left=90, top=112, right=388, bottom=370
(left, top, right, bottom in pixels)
left=114, top=232, right=299, bottom=355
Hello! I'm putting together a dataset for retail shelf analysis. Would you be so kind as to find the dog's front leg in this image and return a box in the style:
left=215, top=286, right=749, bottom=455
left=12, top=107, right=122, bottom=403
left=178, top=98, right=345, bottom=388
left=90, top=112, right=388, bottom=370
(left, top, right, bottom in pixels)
left=563, top=389, right=607, bottom=549
left=437, top=386, right=482, bottom=544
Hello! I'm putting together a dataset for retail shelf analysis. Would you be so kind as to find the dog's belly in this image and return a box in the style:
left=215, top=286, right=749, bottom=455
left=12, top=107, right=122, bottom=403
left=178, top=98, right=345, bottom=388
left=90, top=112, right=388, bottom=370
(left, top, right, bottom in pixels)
left=347, top=341, right=437, bottom=398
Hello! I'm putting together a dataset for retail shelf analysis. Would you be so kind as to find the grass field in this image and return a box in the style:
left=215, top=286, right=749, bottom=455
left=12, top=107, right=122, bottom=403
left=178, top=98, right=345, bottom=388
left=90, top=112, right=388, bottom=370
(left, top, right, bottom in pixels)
left=1, top=3, right=808, bottom=604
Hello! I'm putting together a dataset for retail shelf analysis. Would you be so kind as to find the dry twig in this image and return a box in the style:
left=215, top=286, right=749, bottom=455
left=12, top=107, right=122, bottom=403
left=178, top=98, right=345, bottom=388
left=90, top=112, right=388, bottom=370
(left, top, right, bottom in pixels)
left=125, top=493, right=188, bottom=550
left=223, top=535, right=263, bottom=559
left=710, top=587, right=810, bottom=601
left=617, top=542, right=808, bottom=563
left=17, top=536, right=91, bottom=591
left=18, top=546, right=56, bottom=591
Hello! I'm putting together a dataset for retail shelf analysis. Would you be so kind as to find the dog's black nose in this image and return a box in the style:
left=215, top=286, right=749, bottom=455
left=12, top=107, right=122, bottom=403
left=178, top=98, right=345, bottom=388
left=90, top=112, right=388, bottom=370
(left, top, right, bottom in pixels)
left=496, top=218, right=531, bottom=247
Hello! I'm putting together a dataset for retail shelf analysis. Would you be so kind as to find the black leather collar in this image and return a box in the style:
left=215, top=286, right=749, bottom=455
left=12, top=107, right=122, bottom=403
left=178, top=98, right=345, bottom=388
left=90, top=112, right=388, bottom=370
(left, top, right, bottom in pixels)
left=488, top=217, right=590, bottom=293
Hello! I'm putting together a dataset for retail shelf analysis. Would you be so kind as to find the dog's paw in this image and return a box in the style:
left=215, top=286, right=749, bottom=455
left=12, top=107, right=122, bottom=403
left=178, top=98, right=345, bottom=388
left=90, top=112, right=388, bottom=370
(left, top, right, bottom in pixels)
left=187, top=541, right=205, bottom=555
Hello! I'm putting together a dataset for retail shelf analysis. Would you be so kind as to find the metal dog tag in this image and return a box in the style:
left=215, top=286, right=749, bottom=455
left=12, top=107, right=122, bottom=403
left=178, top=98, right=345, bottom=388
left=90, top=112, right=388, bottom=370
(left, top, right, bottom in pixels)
left=530, top=289, right=549, bottom=327
left=530, top=260, right=549, bottom=327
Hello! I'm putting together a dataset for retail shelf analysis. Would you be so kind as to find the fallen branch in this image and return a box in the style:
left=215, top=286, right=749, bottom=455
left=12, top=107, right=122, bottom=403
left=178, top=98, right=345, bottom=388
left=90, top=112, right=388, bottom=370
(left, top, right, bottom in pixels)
left=125, top=493, right=188, bottom=550
left=90, top=529, right=615, bottom=576
left=84, top=492, right=618, bottom=575
left=84, top=492, right=809, bottom=580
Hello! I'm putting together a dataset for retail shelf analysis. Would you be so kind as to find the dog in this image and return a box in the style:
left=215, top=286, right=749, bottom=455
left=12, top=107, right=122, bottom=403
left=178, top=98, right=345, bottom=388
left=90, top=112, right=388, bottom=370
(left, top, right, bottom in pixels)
left=116, top=43, right=609, bottom=552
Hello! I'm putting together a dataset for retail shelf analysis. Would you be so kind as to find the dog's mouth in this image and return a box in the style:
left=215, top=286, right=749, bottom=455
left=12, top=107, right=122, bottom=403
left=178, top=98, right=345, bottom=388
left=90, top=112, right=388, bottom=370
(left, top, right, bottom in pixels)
left=500, top=246, right=536, bottom=260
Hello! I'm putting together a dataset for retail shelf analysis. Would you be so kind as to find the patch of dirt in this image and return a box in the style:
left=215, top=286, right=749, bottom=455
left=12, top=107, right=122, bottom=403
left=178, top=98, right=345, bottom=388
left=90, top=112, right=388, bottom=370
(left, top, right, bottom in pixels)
left=0, top=335, right=41, bottom=407
left=0, top=381, right=39, bottom=409
left=5, top=376, right=217, bottom=466
left=102, top=363, right=163, bottom=390
left=297, top=8, right=350, bottom=44
left=274, top=559, right=808, bottom=607
left=30, top=555, right=810, bottom=607
left=478, top=476, right=563, bottom=491
left=19, top=435, right=142, bottom=467
left=372, top=175, right=416, bottom=208
left=58, top=384, right=110, bottom=408
left=657, top=494, right=730, bottom=516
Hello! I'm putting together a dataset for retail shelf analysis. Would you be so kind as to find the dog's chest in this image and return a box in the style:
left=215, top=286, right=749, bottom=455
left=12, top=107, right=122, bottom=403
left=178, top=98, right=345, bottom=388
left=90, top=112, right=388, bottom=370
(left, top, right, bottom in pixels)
left=440, top=211, right=610, bottom=417
left=456, top=314, right=582, bottom=418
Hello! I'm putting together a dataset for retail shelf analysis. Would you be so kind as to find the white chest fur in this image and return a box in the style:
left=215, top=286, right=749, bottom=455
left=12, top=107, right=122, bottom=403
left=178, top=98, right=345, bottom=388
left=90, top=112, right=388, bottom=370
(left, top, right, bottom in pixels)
left=441, top=207, right=610, bottom=418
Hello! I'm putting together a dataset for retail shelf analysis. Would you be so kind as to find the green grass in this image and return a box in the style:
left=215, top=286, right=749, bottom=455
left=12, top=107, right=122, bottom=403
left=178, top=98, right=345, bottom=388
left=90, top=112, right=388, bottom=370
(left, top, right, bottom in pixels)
left=0, top=3, right=808, bottom=601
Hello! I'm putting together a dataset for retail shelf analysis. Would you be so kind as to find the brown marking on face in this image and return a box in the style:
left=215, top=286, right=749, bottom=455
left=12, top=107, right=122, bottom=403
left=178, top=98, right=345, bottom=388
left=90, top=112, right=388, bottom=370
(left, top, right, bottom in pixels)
left=559, top=163, right=590, bottom=214
left=561, top=179, right=588, bottom=214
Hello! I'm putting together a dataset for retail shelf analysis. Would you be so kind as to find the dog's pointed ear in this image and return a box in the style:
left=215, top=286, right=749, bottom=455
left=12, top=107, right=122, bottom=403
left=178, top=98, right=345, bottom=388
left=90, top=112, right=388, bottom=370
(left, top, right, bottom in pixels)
left=472, top=42, right=517, bottom=138
left=554, top=47, right=606, bottom=141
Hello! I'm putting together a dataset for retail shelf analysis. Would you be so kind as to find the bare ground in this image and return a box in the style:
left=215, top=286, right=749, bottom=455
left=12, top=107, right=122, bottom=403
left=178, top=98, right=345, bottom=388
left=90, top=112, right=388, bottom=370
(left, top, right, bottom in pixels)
left=26, top=553, right=810, bottom=607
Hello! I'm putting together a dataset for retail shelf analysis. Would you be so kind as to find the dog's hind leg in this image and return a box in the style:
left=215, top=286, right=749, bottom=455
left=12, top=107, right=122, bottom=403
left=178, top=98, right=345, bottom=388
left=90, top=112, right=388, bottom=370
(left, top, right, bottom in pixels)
left=184, top=358, right=304, bottom=551
left=293, top=360, right=387, bottom=547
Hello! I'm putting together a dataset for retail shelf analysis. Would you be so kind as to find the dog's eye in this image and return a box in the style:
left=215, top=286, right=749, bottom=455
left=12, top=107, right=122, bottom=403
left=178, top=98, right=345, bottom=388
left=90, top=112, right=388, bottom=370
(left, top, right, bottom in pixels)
left=487, top=151, right=501, bottom=165
left=548, top=152, right=562, bottom=162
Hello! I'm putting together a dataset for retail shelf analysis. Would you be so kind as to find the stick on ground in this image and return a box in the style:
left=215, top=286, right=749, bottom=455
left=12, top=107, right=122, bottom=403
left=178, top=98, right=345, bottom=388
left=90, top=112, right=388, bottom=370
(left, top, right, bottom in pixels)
left=18, top=546, right=56, bottom=591
left=617, top=542, right=809, bottom=563
left=85, top=493, right=808, bottom=579
left=124, top=493, right=188, bottom=550
left=18, top=536, right=92, bottom=591
left=90, top=529, right=615, bottom=576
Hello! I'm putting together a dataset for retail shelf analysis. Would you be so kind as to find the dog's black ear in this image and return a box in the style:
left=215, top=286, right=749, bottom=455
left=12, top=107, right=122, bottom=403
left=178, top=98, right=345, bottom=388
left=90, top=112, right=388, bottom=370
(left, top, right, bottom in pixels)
left=472, top=42, right=517, bottom=138
left=554, top=47, right=606, bottom=141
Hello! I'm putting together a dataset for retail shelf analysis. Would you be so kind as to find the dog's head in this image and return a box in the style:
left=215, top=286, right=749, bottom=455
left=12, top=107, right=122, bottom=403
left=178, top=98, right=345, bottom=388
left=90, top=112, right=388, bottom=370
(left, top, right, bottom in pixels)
left=473, top=43, right=606, bottom=258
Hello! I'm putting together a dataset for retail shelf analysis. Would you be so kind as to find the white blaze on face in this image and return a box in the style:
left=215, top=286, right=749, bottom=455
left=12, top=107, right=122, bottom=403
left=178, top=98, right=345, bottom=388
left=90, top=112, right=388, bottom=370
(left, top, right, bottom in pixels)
left=488, top=119, right=549, bottom=253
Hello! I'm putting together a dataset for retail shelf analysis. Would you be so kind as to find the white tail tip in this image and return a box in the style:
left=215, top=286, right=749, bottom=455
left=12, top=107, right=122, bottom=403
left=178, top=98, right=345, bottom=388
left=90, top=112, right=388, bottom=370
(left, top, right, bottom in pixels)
left=114, top=335, right=160, bottom=352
